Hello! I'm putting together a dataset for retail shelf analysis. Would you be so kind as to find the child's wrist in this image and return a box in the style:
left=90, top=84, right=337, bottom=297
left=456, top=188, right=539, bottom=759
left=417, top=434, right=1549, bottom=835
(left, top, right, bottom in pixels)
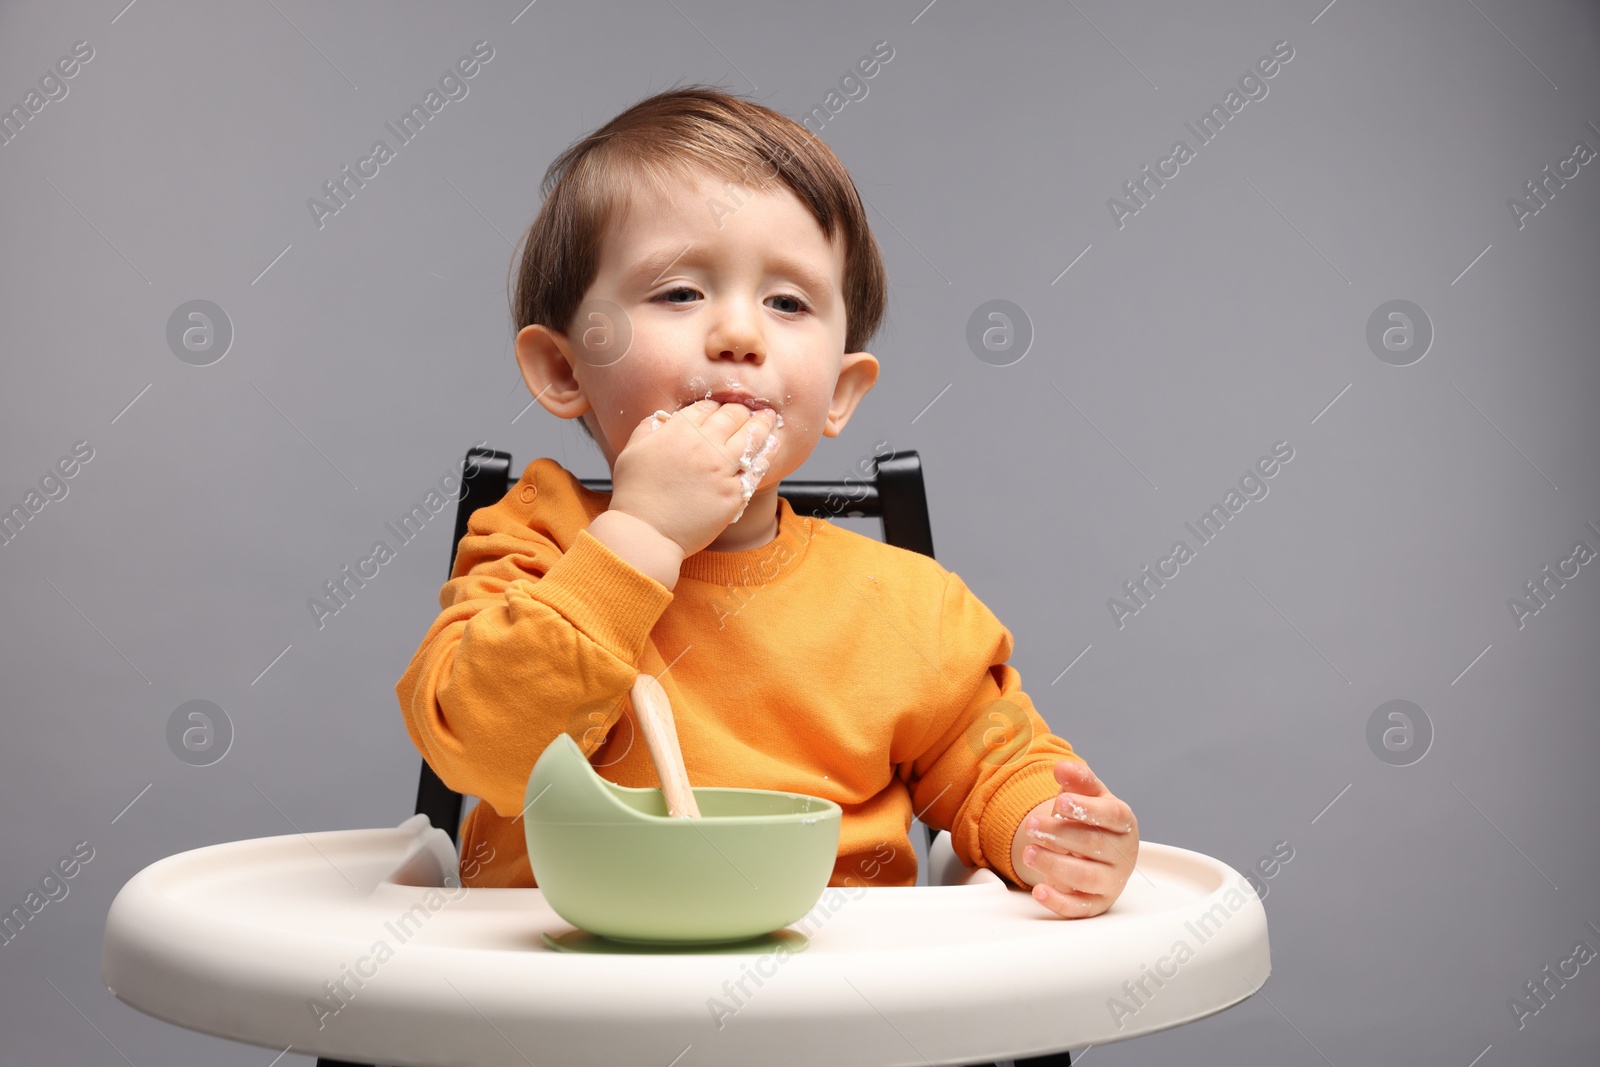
left=588, top=509, right=685, bottom=591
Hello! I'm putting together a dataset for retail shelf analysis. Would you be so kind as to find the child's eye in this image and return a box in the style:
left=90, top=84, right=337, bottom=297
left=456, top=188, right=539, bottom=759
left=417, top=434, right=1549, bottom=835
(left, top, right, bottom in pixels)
left=653, top=289, right=809, bottom=314
left=767, top=294, right=810, bottom=315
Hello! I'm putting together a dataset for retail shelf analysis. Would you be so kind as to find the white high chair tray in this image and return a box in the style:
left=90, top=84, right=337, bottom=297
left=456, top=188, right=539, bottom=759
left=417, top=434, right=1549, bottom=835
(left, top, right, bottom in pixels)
left=102, top=815, right=1270, bottom=1067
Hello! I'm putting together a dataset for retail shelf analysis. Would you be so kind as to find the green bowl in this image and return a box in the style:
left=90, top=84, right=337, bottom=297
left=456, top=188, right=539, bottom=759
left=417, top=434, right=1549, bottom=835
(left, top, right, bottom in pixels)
left=522, top=732, right=842, bottom=945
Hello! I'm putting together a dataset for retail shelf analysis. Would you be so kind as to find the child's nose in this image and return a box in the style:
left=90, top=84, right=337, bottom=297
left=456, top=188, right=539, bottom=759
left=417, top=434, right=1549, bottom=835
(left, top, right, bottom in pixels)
left=706, top=305, right=766, bottom=363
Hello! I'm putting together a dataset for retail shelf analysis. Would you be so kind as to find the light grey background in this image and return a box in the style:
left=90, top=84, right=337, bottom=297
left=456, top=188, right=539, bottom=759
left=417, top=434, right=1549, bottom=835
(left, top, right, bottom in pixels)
left=3, top=0, right=1598, bottom=1064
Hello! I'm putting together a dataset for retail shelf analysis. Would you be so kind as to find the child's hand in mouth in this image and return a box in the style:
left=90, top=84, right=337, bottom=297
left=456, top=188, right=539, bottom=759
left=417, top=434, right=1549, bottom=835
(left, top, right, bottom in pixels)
left=609, top=398, right=782, bottom=557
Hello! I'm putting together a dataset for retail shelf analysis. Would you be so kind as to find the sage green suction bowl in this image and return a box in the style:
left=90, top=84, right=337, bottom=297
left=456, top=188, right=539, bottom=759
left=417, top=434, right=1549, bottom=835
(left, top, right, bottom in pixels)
left=522, top=732, right=842, bottom=945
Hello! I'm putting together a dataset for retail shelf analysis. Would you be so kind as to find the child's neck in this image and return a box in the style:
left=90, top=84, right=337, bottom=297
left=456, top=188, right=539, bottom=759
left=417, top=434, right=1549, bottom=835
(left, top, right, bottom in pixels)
left=705, top=486, right=780, bottom=553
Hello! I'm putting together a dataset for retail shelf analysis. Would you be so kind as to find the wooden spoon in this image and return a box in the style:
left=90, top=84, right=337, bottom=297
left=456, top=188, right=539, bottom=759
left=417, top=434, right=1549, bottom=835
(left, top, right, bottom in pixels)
left=630, top=673, right=701, bottom=818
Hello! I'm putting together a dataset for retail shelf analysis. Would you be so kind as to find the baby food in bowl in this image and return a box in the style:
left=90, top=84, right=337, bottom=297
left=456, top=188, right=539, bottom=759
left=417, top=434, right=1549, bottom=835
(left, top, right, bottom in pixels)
left=523, top=732, right=842, bottom=945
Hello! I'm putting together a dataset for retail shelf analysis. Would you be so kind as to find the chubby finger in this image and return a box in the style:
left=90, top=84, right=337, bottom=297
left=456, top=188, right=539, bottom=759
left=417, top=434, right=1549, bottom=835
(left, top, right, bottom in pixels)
left=1022, top=841, right=1121, bottom=896
left=722, top=407, right=779, bottom=471
left=702, top=400, right=755, bottom=438
left=1023, top=814, right=1115, bottom=864
left=1067, top=822, right=1141, bottom=876
left=1052, top=758, right=1107, bottom=796
left=1053, top=791, right=1136, bottom=834
left=675, top=397, right=725, bottom=428
left=734, top=404, right=779, bottom=440
left=1034, top=807, right=1141, bottom=877
left=1030, top=880, right=1108, bottom=918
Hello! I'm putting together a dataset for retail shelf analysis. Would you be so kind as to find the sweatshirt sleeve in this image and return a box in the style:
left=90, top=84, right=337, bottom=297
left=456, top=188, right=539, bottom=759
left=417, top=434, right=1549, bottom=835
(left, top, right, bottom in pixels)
left=395, top=511, right=675, bottom=820
left=902, top=571, right=1084, bottom=888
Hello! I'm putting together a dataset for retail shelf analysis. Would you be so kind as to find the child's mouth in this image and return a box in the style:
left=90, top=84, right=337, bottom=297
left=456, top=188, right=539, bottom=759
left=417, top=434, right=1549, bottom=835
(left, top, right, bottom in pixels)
left=674, top=380, right=782, bottom=419
left=651, top=384, right=786, bottom=433
left=707, top=390, right=775, bottom=413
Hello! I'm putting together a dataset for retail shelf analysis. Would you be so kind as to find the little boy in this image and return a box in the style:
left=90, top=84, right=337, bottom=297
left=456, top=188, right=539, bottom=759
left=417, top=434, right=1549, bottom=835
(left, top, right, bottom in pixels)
left=396, top=86, right=1138, bottom=918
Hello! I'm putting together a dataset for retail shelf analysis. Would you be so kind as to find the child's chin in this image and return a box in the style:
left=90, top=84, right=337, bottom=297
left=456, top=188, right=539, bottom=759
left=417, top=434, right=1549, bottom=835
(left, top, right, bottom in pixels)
left=766, top=446, right=814, bottom=486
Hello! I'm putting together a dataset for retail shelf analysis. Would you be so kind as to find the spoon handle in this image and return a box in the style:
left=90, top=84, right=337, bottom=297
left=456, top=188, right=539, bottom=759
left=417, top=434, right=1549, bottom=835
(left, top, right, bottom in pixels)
left=631, top=673, right=701, bottom=818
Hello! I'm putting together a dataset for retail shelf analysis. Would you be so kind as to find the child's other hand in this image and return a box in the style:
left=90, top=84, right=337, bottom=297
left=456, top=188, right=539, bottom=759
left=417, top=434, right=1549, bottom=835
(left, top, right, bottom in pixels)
left=1012, top=759, right=1139, bottom=919
left=608, top=399, right=780, bottom=557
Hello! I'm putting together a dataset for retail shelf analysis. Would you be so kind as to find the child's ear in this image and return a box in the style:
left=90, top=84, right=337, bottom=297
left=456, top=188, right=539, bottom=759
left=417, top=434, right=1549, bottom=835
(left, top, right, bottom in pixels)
left=515, top=324, right=591, bottom=420
left=823, top=351, right=880, bottom=437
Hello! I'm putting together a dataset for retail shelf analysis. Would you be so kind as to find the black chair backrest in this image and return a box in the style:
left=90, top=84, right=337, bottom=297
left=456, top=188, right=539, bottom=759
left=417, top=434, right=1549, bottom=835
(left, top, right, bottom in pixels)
left=414, top=446, right=937, bottom=846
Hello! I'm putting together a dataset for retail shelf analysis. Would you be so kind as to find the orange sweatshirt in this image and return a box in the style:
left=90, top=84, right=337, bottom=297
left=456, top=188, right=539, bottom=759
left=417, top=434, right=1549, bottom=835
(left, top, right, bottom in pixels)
left=395, top=457, right=1082, bottom=890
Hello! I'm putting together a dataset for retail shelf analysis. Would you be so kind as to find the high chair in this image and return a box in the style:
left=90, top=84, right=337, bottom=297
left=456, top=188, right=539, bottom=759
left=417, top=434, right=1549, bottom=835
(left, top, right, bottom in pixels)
left=102, top=446, right=1270, bottom=1066
left=344, top=446, right=1070, bottom=1067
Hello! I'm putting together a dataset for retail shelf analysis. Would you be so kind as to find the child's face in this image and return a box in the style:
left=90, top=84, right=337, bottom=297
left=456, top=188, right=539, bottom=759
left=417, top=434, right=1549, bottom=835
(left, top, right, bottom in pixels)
left=516, top=169, right=878, bottom=481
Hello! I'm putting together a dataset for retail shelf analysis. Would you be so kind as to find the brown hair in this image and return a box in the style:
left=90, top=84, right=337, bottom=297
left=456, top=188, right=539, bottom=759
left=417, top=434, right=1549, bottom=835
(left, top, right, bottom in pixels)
left=509, top=84, right=887, bottom=437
